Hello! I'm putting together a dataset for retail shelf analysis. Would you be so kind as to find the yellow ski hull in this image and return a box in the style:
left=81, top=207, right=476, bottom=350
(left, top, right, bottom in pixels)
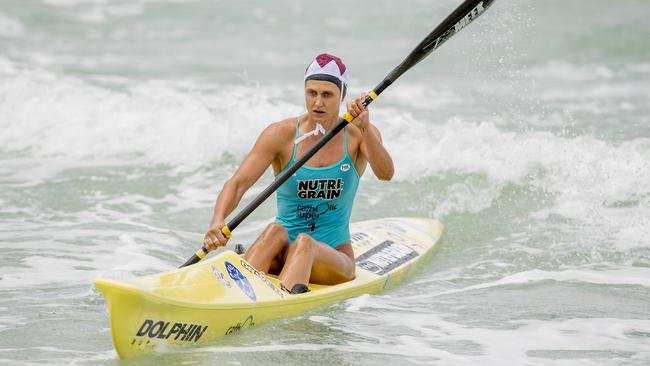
left=94, top=217, right=443, bottom=358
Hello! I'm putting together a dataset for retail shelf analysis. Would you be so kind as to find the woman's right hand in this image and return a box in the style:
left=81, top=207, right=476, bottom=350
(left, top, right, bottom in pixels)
left=204, top=223, right=229, bottom=251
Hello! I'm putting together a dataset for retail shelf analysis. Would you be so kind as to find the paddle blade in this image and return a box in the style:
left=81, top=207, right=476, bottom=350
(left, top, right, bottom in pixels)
left=387, top=0, right=496, bottom=83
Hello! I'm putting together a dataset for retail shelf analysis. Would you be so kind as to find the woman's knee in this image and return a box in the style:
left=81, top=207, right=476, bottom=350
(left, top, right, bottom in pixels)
left=341, top=264, right=356, bottom=281
left=263, top=222, right=289, bottom=242
left=290, top=234, right=315, bottom=255
left=245, top=223, right=288, bottom=261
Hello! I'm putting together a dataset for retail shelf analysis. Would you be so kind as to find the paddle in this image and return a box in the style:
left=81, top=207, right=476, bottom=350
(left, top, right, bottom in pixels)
left=180, top=0, right=496, bottom=268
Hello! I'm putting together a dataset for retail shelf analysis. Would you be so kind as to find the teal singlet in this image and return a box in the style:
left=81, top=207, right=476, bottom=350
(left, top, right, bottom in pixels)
left=275, top=116, right=360, bottom=248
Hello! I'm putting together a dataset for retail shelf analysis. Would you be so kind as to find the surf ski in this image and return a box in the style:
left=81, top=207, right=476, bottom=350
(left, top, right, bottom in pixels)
left=94, top=217, right=443, bottom=358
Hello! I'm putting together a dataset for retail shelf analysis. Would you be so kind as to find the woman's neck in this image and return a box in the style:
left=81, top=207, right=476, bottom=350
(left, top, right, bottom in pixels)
left=302, top=113, right=338, bottom=131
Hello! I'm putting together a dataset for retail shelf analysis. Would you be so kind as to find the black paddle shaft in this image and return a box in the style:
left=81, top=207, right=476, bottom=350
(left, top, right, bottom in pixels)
left=180, top=0, right=496, bottom=268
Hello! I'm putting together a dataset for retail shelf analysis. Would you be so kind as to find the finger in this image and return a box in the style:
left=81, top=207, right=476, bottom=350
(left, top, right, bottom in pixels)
left=216, top=231, right=228, bottom=246
left=203, top=237, right=215, bottom=251
left=346, top=102, right=354, bottom=113
left=360, top=111, right=369, bottom=122
left=205, top=232, right=219, bottom=249
left=346, top=102, right=355, bottom=116
left=357, top=97, right=367, bottom=110
left=352, top=104, right=361, bottom=116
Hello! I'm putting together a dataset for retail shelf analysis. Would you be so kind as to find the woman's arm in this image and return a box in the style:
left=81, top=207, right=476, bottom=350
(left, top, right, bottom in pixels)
left=347, top=95, right=394, bottom=181
left=204, top=122, right=288, bottom=250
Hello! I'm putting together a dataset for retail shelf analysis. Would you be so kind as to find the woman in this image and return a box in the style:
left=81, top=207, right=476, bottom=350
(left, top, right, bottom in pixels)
left=203, top=53, right=394, bottom=293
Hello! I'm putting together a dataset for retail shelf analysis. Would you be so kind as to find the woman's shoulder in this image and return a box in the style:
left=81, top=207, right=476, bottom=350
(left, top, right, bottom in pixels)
left=262, top=116, right=300, bottom=140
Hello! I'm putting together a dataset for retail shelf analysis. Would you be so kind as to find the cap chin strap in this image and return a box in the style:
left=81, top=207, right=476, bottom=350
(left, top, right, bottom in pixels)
left=294, top=122, right=326, bottom=145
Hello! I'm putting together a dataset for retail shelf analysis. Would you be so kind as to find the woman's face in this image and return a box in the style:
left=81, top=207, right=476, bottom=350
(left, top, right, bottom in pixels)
left=304, top=80, right=341, bottom=124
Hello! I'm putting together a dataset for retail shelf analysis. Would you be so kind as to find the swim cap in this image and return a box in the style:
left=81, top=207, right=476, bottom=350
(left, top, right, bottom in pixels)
left=304, top=53, right=348, bottom=98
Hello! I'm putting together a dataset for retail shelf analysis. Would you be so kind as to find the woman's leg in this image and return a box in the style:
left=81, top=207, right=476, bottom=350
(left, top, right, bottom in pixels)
left=242, top=222, right=289, bottom=274
left=279, top=233, right=355, bottom=290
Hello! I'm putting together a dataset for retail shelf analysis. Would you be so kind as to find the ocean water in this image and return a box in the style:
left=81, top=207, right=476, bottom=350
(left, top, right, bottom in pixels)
left=1, top=0, right=649, bottom=365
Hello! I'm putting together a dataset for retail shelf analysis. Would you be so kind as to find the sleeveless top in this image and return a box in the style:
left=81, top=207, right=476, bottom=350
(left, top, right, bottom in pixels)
left=275, top=116, right=360, bottom=248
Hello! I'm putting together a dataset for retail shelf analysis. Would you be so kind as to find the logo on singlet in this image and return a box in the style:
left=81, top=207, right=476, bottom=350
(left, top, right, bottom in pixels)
left=297, top=178, right=343, bottom=200
left=340, top=163, right=350, bottom=172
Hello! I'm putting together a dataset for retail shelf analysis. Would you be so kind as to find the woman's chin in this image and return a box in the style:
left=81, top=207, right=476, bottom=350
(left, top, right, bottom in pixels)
left=309, top=112, right=336, bottom=123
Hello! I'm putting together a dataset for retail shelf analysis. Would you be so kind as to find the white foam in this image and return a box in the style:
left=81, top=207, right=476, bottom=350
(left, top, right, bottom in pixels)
left=387, top=86, right=463, bottom=111
left=529, top=61, right=614, bottom=83
left=195, top=312, right=650, bottom=366
left=71, top=2, right=143, bottom=23
left=416, top=266, right=650, bottom=299
left=2, top=58, right=650, bottom=240
left=376, top=108, right=650, bottom=240
left=626, top=62, right=650, bottom=74
left=0, top=12, right=24, bottom=38
left=336, top=292, right=650, bottom=365
left=42, top=0, right=96, bottom=6
left=1, top=256, right=96, bottom=288
left=0, top=222, right=179, bottom=289
left=521, top=60, right=650, bottom=105
left=0, top=60, right=299, bottom=167
left=43, top=0, right=198, bottom=8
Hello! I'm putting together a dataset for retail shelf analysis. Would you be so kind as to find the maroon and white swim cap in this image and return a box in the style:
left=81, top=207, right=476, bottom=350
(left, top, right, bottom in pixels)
left=304, top=53, right=349, bottom=97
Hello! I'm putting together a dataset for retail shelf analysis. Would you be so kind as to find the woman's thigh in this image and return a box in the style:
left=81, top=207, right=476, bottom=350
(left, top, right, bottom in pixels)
left=267, top=246, right=288, bottom=275
left=309, top=241, right=355, bottom=285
